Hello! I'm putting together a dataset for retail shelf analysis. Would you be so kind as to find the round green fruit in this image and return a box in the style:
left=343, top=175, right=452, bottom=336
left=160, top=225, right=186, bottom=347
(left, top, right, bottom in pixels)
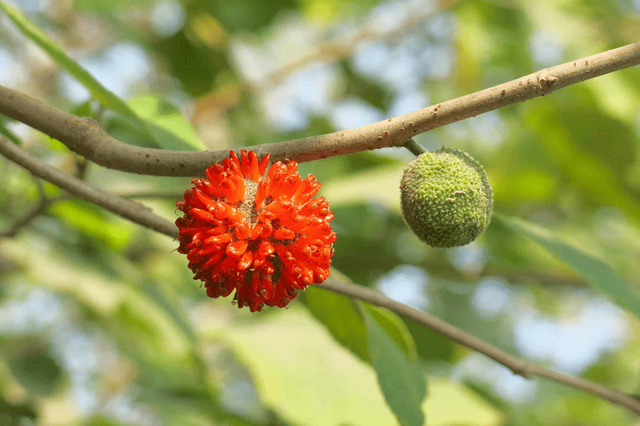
left=400, top=148, right=493, bottom=249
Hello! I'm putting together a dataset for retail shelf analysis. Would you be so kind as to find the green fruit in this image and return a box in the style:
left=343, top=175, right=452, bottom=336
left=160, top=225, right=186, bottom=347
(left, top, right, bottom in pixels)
left=400, top=148, right=493, bottom=249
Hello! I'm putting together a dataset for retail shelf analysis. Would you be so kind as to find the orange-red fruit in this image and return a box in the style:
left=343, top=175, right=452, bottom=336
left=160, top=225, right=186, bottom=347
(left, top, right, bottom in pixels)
left=176, top=150, right=335, bottom=312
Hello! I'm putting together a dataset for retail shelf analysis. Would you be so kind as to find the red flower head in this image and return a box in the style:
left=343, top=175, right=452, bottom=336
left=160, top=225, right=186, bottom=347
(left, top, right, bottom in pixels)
left=176, top=150, right=335, bottom=312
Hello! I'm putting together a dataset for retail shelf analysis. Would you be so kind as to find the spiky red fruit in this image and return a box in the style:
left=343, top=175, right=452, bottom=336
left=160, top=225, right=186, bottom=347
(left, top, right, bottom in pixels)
left=176, top=150, right=335, bottom=312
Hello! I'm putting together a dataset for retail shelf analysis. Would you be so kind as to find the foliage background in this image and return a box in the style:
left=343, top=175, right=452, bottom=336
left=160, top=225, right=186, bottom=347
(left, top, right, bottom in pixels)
left=1, top=0, right=640, bottom=425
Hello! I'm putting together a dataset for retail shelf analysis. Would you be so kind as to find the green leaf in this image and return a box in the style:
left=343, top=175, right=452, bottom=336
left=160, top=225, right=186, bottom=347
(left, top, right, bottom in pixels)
left=362, top=307, right=427, bottom=426
left=496, top=213, right=640, bottom=320
left=72, top=0, right=154, bottom=12
left=0, top=2, right=187, bottom=150
left=523, top=100, right=640, bottom=221
left=365, top=304, right=417, bottom=361
left=302, top=272, right=418, bottom=363
left=50, top=200, right=134, bottom=250
left=103, top=115, right=159, bottom=148
left=0, top=396, right=37, bottom=422
left=422, top=378, right=503, bottom=426
left=128, top=96, right=205, bottom=151
left=8, top=345, right=63, bottom=397
left=71, top=100, right=94, bottom=118
left=220, top=308, right=400, bottom=426
left=404, top=317, right=456, bottom=362
left=0, top=116, right=21, bottom=145
left=82, top=416, right=122, bottom=426
left=0, top=2, right=137, bottom=119
left=302, top=285, right=370, bottom=362
left=140, top=283, right=197, bottom=345
left=323, top=165, right=404, bottom=212
left=220, top=307, right=500, bottom=426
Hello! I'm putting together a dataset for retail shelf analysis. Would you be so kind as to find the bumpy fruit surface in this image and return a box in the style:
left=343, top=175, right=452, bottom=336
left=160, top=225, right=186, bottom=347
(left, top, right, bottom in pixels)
left=400, top=148, right=493, bottom=249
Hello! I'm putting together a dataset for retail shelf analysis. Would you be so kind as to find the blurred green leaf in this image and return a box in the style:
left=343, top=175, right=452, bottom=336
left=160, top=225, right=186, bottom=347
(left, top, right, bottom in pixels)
left=220, top=308, right=400, bottom=426
left=8, top=344, right=63, bottom=397
left=454, top=1, right=532, bottom=91
left=302, top=285, right=370, bottom=362
left=362, top=307, right=427, bottom=426
left=73, top=0, right=153, bottom=11
left=209, top=0, right=297, bottom=32
left=221, top=307, right=501, bottom=426
left=151, top=29, right=225, bottom=98
left=327, top=204, right=408, bottom=284
left=82, top=417, right=121, bottom=426
left=129, top=95, right=206, bottom=151
left=0, top=396, right=37, bottom=424
left=302, top=271, right=418, bottom=363
left=364, top=303, right=417, bottom=361
left=139, top=384, right=261, bottom=426
left=524, top=100, right=640, bottom=220
left=422, top=378, right=503, bottom=426
left=72, top=100, right=94, bottom=118
left=341, top=61, right=392, bottom=111
left=462, top=380, right=509, bottom=412
left=103, top=115, right=159, bottom=148
left=0, top=116, right=21, bottom=145
left=0, top=1, right=181, bottom=150
left=404, top=317, right=456, bottom=362
left=114, top=303, right=161, bottom=341
left=50, top=200, right=134, bottom=250
left=323, top=165, right=403, bottom=212
left=0, top=3, right=133, bottom=116
left=140, top=283, right=197, bottom=344
left=496, top=213, right=640, bottom=320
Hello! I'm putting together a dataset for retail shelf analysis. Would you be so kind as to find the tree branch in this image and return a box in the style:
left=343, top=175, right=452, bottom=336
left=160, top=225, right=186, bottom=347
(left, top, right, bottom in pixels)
left=2, top=177, right=51, bottom=238
left=0, top=136, right=178, bottom=238
left=1, top=134, right=637, bottom=415
left=1, top=42, right=639, bottom=177
left=254, top=0, right=460, bottom=90
left=1, top=158, right=93, bottom=237
left=319, top=278, right=640, bottom=416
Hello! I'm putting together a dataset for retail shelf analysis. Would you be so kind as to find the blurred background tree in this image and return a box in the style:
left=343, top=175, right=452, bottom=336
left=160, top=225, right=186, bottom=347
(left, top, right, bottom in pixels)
left=0, top=0, right=640, bottom=425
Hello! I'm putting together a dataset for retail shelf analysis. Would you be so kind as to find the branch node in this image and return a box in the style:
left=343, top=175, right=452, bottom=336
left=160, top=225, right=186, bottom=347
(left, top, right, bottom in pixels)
left=510, top=361, right=532, bottom=379
left=537, top=74, right=559, bottom=93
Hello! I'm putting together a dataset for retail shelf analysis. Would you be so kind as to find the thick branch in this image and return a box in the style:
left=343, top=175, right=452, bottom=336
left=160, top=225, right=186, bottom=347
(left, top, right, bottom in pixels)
left=1, top=43, right=639, bottom=176
left=319, top=278, right=640, bottom=416
left=0, top=137, right=178, bottom=238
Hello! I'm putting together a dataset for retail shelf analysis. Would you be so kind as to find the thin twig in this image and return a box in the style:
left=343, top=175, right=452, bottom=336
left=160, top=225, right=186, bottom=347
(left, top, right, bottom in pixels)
left=319, top=278, right=640, bottom=416
left=0, top=136, right=178, bottom=238
left=1, top=149, right=91, bottom=237
left=255, top=0, right=460, bottom=90
left=0, top=193, right=76, bottom=238
left=1, top=135, right=637, bottom=415
left=404, top=138, right=427, bottom=156
left=0, top=43, right=638, bottom=176
left=2, top=173, right=51, bottom=238
left=2, top=196, right=53, bottom=238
